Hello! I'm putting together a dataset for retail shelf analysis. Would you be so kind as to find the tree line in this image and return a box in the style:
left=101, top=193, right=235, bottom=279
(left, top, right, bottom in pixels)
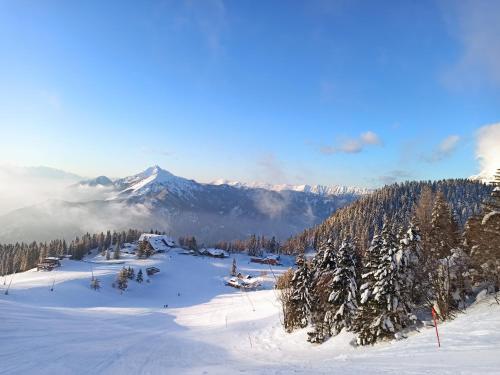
left=281, top=178, right=491, bottom=255
left=213, top=234, right=280, bottom=255
left=280, top=171, right=499, bottom=345
left=0, top=229, right=143, bottom=276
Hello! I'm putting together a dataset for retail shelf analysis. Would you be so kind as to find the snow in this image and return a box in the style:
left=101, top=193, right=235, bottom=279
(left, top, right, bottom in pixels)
left=476, top=289, right=489, bottom=302
left=200, top=248, right=229, bottom=257
left=2, top=250, right=500, bottom=374
left=116, top=165, right=200, bottom=198
left=210, top=179, right=372, bottom=196
left=482, top=210, right=499, bottom=225
left=138, top=233, right=176, bottom=251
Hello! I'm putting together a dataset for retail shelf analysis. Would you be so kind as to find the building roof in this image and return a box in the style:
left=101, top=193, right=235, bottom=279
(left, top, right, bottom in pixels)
left=200, top=248, right=229, bottom=257
left=138, top=234, right=175, bottom=252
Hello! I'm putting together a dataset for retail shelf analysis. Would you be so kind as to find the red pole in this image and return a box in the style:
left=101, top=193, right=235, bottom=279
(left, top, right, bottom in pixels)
left=431, top=307, right=441, bottom=348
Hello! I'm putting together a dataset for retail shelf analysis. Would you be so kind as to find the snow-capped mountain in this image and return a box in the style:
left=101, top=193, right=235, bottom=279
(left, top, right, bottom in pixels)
left=0, top=165, right=365, bottom=243
left=210, top=179, right=371, bottom=196
left=114, top=165, right=200, bottom=197
left=79, top=166, right=370, bottom=200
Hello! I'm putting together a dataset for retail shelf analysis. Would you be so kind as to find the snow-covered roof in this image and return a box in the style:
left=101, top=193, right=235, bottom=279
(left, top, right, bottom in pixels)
left=226, top=276, right=261, bottom=289
left=201, top=248, right=228, bottom=257
left=264, top=254, right=280, bottom=260
left=139, top=234, right=175, bottom=252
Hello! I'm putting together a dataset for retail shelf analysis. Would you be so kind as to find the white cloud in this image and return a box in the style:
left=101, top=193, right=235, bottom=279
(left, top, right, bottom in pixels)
left=0, top=165, right=82, bottom=215
left=256, top=154, right=288, bottom=184
left=320, top=131, right=383, bottom=154
left=441, top=0, right=500, bottom=88
left=360, top=131, right=383, bottom=145
left=474, top=123, right=500, bottom=180
left=423, top=134, right=461, bottom=162
left=0, top=165, right=117, bottom=216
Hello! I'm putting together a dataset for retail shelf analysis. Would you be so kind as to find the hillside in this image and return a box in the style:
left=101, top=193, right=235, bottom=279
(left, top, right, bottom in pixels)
left=284, top=179, right=491, bottom=253
left=1, top=249, right=499, bottom=374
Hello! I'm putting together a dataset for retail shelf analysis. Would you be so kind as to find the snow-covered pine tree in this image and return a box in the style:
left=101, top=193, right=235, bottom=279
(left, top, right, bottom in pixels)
left=354, top=221, right=414, bottom=345
left=467, top=169, right=500, bottom=292
left=136, top=269, right=143, bottom=283
left=321, top=241, right=337, bottom=271
left=398, top=222, right=422, bottom=307
left=290, top=254, right=312, bottom=330
left=353, top=229, right=383, bottom=343
left=105, top=249, right=111, bottom=260
left=324, top=239, right=358, bottom=337
left=307, top=238, right=337, bottom=343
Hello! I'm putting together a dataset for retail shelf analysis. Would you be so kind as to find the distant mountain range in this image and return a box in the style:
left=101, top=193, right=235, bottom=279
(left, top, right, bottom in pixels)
left=0, top=166, right=364, bottom=243
left=75, top=166, right=371, bottom=198
left=210, top=179, right=372, bottom=196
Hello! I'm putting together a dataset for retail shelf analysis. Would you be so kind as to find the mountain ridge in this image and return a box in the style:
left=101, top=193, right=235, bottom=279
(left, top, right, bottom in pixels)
left=0, top=165, right=361, bottom=243
left=210, top=179, right=372, bottom=196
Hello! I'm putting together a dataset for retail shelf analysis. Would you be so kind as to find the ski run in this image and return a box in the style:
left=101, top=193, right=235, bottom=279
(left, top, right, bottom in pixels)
left=1, top=249, right=499, bottom=374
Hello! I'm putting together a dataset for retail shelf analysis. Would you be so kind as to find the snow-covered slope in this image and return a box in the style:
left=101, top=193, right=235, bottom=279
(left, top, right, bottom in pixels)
left=1, top=251, right=499, bottom=374
left=211, top=179, right=371, bottom=196
left=115, top=165, right=200, bottom=198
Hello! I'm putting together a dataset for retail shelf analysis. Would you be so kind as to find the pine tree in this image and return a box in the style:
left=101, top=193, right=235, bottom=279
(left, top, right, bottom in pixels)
left=136, top=269, right=143, bottom=283
left=137, top=240, right=150, bottom=258
left=398, top=222, right=423, bottom=307
left=354, top=221, right=415, bottom=345
left=127, top=266, right=135, bottom=280
left=247, top=234, right=258, bottom=257
left=116, top=268, right=128, bottom=291
left=307, top=238, right=337, bottom=342
left=466, top=169, right=500, bottom=291
left=324, top=240, right=358, bottom=337
left=430, top=191, right=458, bottom=259
left=428, top=192, right=460, bottom=320
left=105, top=249, right=111, bottom=261
left=113, top=240, right=121, bottom=260
left=316, top=239, right=337, bottom=273
left=231, top=258, right=237, bottom=276
left=289, top=254, right=312, bottom=330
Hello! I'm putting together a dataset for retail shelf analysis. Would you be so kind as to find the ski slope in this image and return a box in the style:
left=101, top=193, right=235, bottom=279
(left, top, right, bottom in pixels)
left=1, top=250, right=499, bottom=374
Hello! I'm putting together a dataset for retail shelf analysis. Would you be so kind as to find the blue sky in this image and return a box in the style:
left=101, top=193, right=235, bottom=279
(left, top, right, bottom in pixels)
left=0, top=0, right=499, bottom=187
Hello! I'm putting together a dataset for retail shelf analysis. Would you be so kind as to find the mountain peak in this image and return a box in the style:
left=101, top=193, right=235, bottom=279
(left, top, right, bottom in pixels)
left=141, top=165, right=173, bottom=178
left=116, top=165, right=198, bottom=198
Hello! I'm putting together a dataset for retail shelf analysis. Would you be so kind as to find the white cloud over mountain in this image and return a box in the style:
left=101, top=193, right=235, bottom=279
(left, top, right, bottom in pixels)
left=474, top=123, right=500, bottom=181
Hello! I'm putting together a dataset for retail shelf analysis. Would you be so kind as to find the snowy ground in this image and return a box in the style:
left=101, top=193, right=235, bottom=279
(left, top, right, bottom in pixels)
left=1, top=250, right=499, bottom=374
